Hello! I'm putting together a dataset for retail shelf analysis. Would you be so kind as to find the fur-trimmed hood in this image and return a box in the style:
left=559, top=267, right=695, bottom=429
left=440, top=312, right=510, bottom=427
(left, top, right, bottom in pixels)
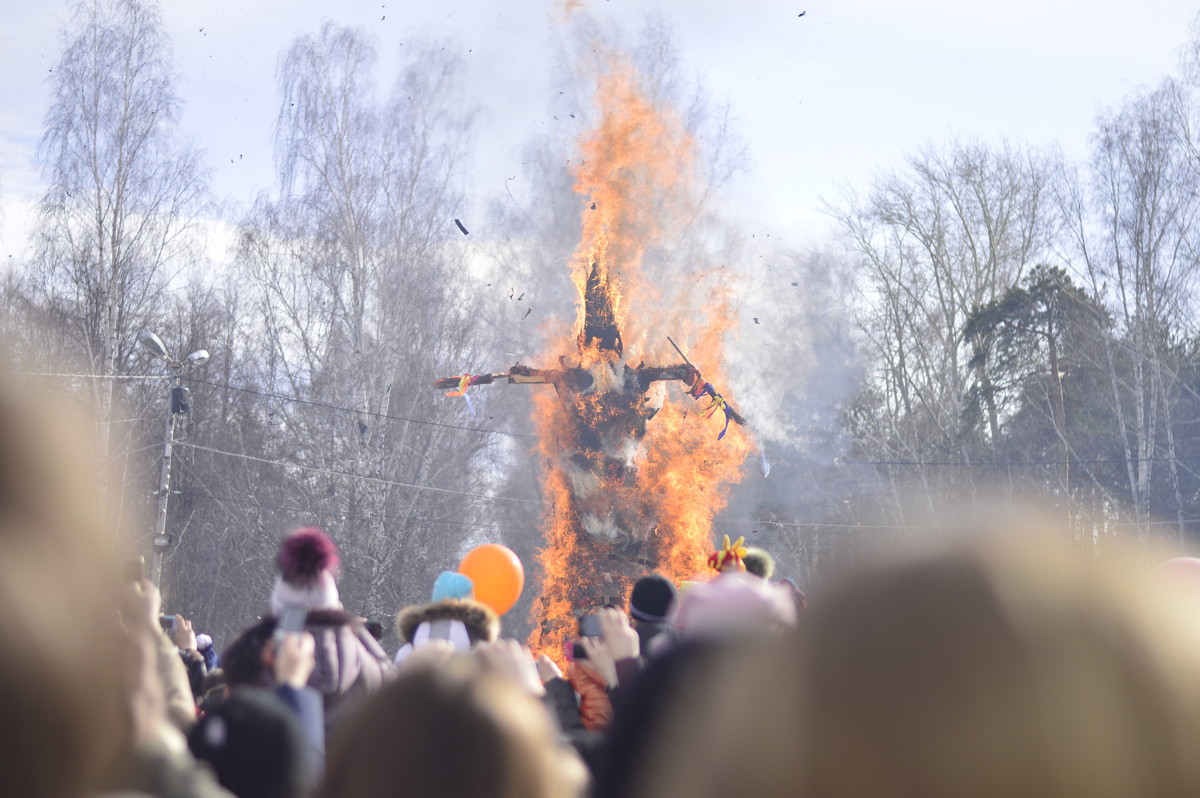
left=394, top=599, right=499, bottom=645
left=302, top=607, right=363, bottom=628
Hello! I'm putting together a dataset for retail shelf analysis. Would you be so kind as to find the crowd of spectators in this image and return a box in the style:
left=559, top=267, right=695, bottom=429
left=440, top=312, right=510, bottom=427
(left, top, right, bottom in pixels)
left=9, top=370, right=1200, bottom=798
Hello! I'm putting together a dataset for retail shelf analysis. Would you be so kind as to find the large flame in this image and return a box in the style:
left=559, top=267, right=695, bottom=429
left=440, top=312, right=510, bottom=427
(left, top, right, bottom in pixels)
left=528, top=58, right=753, bottom=663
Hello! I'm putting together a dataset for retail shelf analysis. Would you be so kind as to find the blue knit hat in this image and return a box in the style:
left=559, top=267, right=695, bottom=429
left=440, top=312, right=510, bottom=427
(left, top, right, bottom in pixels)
left=432, top=571, right=474, bottom=602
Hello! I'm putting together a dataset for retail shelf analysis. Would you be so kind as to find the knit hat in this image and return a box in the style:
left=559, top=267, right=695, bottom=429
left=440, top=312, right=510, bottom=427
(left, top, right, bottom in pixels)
left=673, top=571, right=797, bottom=638
left=630, top=574, right=678, bottom=623
left=188, top=687, right=310, bottom=798
left=270, top=527, right=341, bottom=615
left=432, top=570, right=474, bottom=602
left=196, top=633, right=219, bottom=671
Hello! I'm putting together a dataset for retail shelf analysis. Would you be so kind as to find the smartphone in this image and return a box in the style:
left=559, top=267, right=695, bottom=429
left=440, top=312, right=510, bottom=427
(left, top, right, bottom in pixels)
left=428, top=619, right=454, bottom=641
left=159, top=614, right=175, bottom=633
left=275, top=605, right=308, bottom=641
left=565, top=640, right=581, bottom=661
left=580, top=613, right=603, bottom=638
left=126, top=556, right=145, bottom=582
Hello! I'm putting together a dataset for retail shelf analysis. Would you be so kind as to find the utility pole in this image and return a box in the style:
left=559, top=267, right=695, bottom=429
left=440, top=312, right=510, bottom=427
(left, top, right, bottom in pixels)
left=138, top=332, right=209, bottom=596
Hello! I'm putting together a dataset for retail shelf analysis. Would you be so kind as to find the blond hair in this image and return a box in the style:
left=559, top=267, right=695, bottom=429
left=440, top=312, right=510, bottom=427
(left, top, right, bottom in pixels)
left=0, top=376, right=127, bottom=798
left=640, top=535, right=1200, bottom=798
left=317, top=654, right=582, bottom=798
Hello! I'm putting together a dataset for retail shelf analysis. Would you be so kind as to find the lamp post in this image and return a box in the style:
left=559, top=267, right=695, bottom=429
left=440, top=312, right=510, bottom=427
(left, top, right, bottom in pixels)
left=138, top=332, right=210, bottom=592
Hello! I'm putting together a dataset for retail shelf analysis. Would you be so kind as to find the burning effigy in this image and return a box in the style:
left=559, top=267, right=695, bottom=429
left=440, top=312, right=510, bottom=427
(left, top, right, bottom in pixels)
left=435, top=58, right=755, bottom=657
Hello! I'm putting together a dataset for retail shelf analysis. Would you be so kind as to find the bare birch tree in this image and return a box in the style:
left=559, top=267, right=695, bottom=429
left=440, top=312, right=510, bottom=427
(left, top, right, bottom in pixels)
left=234, top=24, right=491, bottom=623
left=22, top=0, right=206, bottom=541
left=832, top=140, right=1057, bottom=512
left=33, top=0, right=206, bottom=378
left=1059, top=80, right=1200, bottom=530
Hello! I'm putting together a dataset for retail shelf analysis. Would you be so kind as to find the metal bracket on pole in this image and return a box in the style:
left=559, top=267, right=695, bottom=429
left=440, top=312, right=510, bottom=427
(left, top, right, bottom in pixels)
left=150, top=375, right=180, bottom=592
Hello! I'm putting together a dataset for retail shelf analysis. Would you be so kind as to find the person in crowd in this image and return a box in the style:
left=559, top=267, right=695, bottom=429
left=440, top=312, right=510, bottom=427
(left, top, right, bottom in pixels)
left=116, top=577, right=237, bottom=798
left=166, top=613, right=209, bottom=702
left=0, top=373, right=234, bottom=798
left=637, top=535, right=1200, bottom=798
left=628, top=573, right=679, bottom=655
left=567, top=611, right=617, bottom=732
left=200, top=669, right=228, bottom=715
left=673, top=569, right=797, bottom=638
left=393, top=575, right=500, bottom=664
left=594, top=638, right=738, bottom=798
left=778, top=576, right=807, bottom=614
left=315, top=645, right=586, bottom=798
left=220, top=617, right=279, bottom=690
left=589, top=556, right=795, bottom=798
left=270, top=527, right=393, bottom=729
left=741, top=546, right=776, bottom=579
left=190, top=631, right=323, bottom=798
left=529, top=607, right=641, bottom=781
left=197, top=632, right=219, bottom=672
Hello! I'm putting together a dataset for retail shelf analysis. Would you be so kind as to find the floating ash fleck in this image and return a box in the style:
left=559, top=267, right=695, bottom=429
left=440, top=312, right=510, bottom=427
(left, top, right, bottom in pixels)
left=454, top=218, right=469, bottom=235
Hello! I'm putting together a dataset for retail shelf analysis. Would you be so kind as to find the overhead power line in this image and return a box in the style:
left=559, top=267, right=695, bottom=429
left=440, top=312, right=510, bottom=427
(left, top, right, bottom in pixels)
left=183, top=376, right=536, bottom=440
left=175, top=488, right=533, bottom=535
left=844, top=456, right=1200, bottom=467
left=8, top=369, right=534, bottom=441
left=7, top=371, right=169, bottom=381
left=718, top=516, right=1200, bottom=531
left=176, top=441, right=540, bottom=505
left=15, top=371, right=1200, bottom=472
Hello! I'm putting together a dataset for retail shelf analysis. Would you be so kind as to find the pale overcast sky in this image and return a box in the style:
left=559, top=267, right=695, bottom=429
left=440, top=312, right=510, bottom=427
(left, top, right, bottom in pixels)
left=1, top=0, right=1197, bottom=257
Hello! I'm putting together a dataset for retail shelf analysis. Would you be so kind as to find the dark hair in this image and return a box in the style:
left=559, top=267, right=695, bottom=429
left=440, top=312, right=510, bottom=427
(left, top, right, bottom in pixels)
left=221, top=618, right=276, bottom=688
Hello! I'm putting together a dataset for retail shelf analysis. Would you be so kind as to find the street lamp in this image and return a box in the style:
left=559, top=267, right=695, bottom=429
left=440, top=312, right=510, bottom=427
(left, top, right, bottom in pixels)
left=138, top=331, right=210, bottom=592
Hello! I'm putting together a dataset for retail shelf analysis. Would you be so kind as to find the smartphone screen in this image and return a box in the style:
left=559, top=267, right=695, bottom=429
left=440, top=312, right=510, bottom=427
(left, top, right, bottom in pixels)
left=428, top=619, right=453, bottom=640
left=276, top=605, right=308, bottom=636
left=580, top=613, right=603, bottom=638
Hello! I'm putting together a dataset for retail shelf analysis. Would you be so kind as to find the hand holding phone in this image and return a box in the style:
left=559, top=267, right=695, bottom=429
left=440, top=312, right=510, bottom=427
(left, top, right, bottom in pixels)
left=273, top=629, right=315, bottom=688
left=567, top=612, right=604, bottom=660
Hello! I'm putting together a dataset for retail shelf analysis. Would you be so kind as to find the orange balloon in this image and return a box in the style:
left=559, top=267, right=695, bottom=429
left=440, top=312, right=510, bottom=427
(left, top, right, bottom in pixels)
left=458, top=544, right=524, bottom=616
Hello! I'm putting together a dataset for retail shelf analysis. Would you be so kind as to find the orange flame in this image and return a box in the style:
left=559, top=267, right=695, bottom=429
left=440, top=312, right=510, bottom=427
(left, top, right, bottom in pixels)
left=528, top=57, right=752, bottom=665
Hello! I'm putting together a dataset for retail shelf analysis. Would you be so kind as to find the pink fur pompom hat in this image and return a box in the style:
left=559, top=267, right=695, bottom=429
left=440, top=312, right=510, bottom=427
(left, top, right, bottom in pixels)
left=270, top=527, right=341, bottom=615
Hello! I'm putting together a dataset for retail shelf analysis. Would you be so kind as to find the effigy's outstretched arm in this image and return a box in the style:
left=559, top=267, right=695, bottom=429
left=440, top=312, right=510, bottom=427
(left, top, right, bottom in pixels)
left=432, top=372, right=506, bottom=391
left=639, top=363, right=700, bottom=385
left=507, top=364, right=566, bottom=384
left=641, top=362, right=747, bottom=430
left=431, top=364, right=566, bottom=393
